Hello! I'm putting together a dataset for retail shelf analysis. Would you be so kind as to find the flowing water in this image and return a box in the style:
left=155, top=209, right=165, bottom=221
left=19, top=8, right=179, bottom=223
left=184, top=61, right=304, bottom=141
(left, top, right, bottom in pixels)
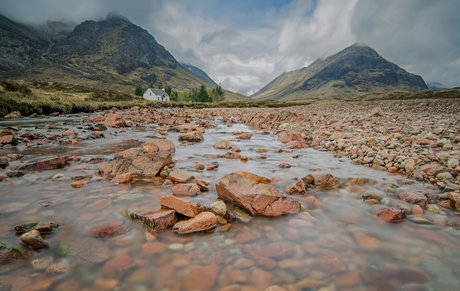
left=1, top=113, right=460, bottom=291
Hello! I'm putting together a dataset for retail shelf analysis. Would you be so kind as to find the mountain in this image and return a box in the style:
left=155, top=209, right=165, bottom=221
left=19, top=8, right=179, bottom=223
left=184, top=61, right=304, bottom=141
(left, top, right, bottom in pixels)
left=426, top=81, right=447, bottom=91
left=0, top=12, right=250, bottom=101
left=251, top=43, right=428, bottom=101
left=180, top=62, right=217, bottom=86
left=0, top=14, right=49, bottom=70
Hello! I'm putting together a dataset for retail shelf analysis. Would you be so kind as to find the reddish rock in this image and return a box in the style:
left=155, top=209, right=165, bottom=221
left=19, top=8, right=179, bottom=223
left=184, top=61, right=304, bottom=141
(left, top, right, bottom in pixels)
left=285, top=178, right=306, bottom=194
left=172, top=212, right=217, bottom=234
left=94, top=115, right=105, bottom=122
left=103, top=113, right=126, bottom=128
left=233, top=170, right=271, bottom=183
left=0, top=135, right=18, bottom=146
left=21, top=230, right=49, bottom=249
left=21, top=278, right=55, bottom=291
left=279, top=162, right=291, bottom=168
left=128, top=209, right=177, bottom=230
left=172, top=184, right=201, bottom=196
left=261, top=242, right=295, bottom=259
left=412, top=205, right=424, bottom=215
left=215, top=172, right=301, bottom=216
left=178, top=132, right=204, bottom=142
left=277, top=131, right=303, bottom=144
left=69, top=181, right=89, bottom=188
left=194, top=163, right=205, bottom=170
left=305, top=195, right=322, bottom=209
left=19, top=156, right=69, bottom=171
left=243, top=245, right=277, bottom=269
left=400, top=191, right=428, bottom=207
left=110, top=148, right=171, bottom=177
left=333, top=270, right=362, bottom=287
left=312, top=173, right=340, bottom=189
left=213, top=140, right=233, bottom=149
left=179, top=123, right=193, bottom=132
left=160, top=196, right=205, bottom=217
left=90, top=220, right=125, bottom=238
left=182, top=265, right=220, bottom=291
left=141, top=140, right=159, bottom=153
left=237, top=133, right=253, bottom=140
left=142, top=242, right=167, bottom=254
left=206, top=161, right=219, bottom=170
left=313, top=249, right=347, bottom=274
left=196, top=179, right=210, bottom=191
left=376, top=207, right=407, bottom=222
left=99, top=164, right=113, bottom=175
left=224, top=152, right=241, bottom=159
left=235, top=232, right=260, bottom=244
left=449, top=192, right=460, bottom=211
left=111, top=173, right=133, bottom=183
left=154, top=139, right=176, bottom=153
left=169, top=169, right=194, bottom=183
left=101, top=255, right=135, bottom=279
left=353, top=232, right=382, bottom=251
left=317, top=235, right=348, bottom=251
left=439, top=199, right=454, bottom=209
left=232, top=146, right=241, bottom=152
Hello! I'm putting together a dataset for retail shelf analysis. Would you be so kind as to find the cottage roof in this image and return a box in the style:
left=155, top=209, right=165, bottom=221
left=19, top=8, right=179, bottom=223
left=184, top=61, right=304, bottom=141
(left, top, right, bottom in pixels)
left=148, top=88, right=169, bottom=96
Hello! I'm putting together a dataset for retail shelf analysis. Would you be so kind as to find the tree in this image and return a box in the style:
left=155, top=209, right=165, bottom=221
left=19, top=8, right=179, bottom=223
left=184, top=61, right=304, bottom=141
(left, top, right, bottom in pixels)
left=210, top=85, right=225, bottom=102
left=170, top=91, right=177, bottom=101
left=182, top=90, right=191, bottom=102
left=165, top=86, right=172, bottom=96
left=197, top=84, right=210, bottom=102
left=134, top=86, right=144, bottom=96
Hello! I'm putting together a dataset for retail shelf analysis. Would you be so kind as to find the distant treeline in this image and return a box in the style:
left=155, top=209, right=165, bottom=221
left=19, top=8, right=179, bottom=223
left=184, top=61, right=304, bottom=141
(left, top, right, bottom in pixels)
left=135, top=84, right=225, bottom=103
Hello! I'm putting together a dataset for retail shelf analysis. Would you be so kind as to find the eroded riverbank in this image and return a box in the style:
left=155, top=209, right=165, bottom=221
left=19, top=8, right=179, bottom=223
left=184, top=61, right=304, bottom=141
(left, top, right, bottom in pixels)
left=0, top=99, right=460, bottom=291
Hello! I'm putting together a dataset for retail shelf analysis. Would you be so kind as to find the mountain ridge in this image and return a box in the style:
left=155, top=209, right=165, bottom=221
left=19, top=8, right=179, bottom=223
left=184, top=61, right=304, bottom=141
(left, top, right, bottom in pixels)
left=251, top=43, right=428, bottom=101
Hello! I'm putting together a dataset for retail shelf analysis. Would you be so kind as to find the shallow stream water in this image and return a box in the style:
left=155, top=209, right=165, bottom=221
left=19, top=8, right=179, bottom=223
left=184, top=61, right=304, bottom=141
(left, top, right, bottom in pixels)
left=1, top=114, right=460, bottom=291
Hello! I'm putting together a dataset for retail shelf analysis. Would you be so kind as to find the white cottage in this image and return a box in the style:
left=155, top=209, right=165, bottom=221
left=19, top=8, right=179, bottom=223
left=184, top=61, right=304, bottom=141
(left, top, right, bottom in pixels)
left=143, top=88, right=170, bottom=101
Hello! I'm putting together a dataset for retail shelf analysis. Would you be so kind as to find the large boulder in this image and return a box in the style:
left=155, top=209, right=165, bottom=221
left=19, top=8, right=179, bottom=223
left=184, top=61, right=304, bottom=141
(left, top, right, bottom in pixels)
left=19, top=157, right=69, bottom=171
left=103, top=113, right=125, bottom=128
left=109, top=148, right=171, bottom=177
left=215, top=172, right=301, bottom=216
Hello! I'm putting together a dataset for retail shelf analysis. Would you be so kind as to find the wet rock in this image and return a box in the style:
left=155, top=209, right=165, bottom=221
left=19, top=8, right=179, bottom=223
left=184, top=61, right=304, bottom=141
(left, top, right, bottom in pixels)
left=0, top=135, right=18, bottom=146
left=178, top=132, right=204, bottom=142
left=224, top=152, right=241, bottom=159
left=312, top=173, right=340, bottom=189
left=353, top=232, right=382, bottom=252
left=160, top=196, right=205, bottom=217
left=21, top=278, right=56, bottom=291
left=216, top=172, right=301, bottom=216
left=169, top=169, right=194, bottom=183
left=296, top=278, right=328, bottom=289
left=362, top=190, right=387, bottom=201
left=206, top=161, right=219, bottom=170
left=196, top=179, right=210, bottom=191
left=405, top=159, right=415, bottom=174
left=59, top=238, right=111, bottom=264
left=46, top=262, right=72, bottom=276
left=172, top=184, right=201, bottom=196
left=237, top=133, right=253, bottom=140
left=142, top=241, right=166, bottom=254
left=0, top=242, right=32, bottom=274
left=243, top=245, right=277, bottom=269
left=90, top=220, right=125, bottom=238
left=209, top=200, right=227, bottom=217
left=103, top=113, right=126, bottom=128
left=31, top=256, right=53, bottom=270
left=400, top=191, right=428, bottom=207
left=213, top=140, right=233, bottom=149
left=111, top=172, right=133, bottom=183
left=19, top=156, right=69, bottom=171
left=101, top=255, right=136, bottom=279
left=14, top=221, right=59, bottom=234
left=110, top=147, right=171, bottom=177
left=172, top=212, right=217, bottom=234
left=313, top=249, right=347, bottom=274
left=142, top=139, right=176, bottom=153
left=279, top=162, right=291, bottom=168
left=128, top=209, right=177, bottom=230
left=194, top=163, right=205, bottom=170
left=449, top=192, right=460, bottom=211
left=233, top=171, right=271, bottom=183
left=317, top=235, right=348, bottom=251
left=376, top=207, right=407, bottom=222
left=140, top=140, right=159, bottom=153
left=285, top=178, right=306, bottom=194
left=7, top=153, right=22, bottom=160
left=0, top=157, right=8, bottom=169
left=240, top=155, right=249, bottom=161
left=70, top=181, right=89, bottom=188
left=261, top=242, right=295, bottom=259
left=21, top=230, right=49, bottom=249
left=437, top=172, right=453, bottom=180
left=182, top=265, right=220, bottom=291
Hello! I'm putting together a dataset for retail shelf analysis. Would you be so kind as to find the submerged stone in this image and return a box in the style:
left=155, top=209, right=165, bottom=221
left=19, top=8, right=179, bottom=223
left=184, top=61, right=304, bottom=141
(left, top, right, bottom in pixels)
left=14, top=221, right=59, bottom=234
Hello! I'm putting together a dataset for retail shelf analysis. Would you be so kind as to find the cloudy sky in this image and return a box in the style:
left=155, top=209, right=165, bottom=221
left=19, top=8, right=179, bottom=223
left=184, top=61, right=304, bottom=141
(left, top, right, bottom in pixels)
left=1, top=0, right=459, bottom=95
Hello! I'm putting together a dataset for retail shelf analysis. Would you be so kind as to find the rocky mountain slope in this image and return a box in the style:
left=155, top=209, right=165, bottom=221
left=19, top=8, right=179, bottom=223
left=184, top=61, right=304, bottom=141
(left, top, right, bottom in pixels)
left=180, top=62, right=218, bottom=86
left=251, top=43, right=428, bottom=101
left=0, top=12, right=250, bottom=101
left=0, top=14, right=48, bottom=70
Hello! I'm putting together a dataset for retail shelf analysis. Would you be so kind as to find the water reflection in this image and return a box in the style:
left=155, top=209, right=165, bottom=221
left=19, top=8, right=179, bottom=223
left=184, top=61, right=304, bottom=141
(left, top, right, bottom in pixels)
left=0, top=115, right=459, bottom=291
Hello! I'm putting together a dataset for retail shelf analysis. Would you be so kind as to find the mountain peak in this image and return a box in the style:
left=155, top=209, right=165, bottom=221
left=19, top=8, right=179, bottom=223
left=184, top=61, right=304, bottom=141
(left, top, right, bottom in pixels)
left=105, top=11, right=132, bottom=24
left=251, top=44, right=427, bottom=101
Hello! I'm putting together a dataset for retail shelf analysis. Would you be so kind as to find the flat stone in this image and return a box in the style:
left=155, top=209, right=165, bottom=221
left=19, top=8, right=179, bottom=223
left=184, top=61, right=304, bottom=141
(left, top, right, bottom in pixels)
left=213, top=140, right=233, bottom=149
left=128, top=209, right=177, bottom=230
left=172, top=212, right=217, bottom=234
left=160, top=196, right=205, bottom=217
left=233, top=171, right=271, bottom=183
left=172, top=184, right=201, bottom=196
left=110, top=148, right=171, bottom=177
left=400, top=191, right=428, bottom=206
left=375, top=207, right=407, bottom=222
left=19, top=156, right=69, bottom=171
left=182, top=265, right=220, bottom=291
left=216, top=172, right=301, bottom=216
left=169, top=169, right=194, bottom=183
